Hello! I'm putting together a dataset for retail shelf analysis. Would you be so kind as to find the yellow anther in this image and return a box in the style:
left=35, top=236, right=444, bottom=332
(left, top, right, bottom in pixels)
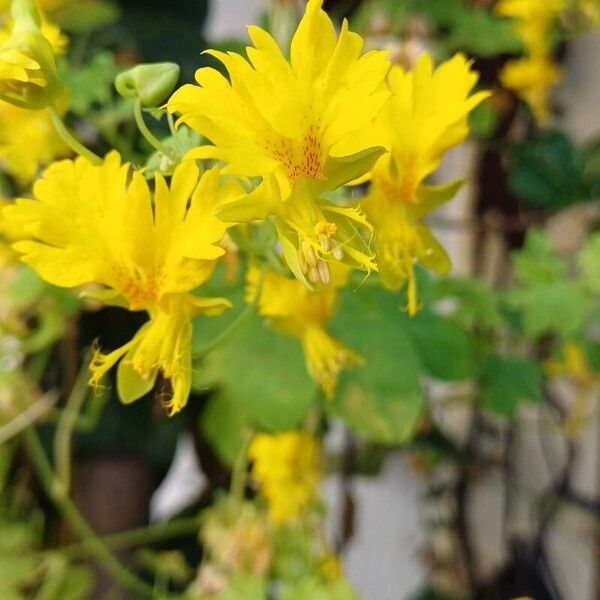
left=314, top=220, right=337, bottom=238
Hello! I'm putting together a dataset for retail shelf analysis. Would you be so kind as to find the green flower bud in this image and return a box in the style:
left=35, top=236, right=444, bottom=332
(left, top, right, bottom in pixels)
left=115, top=62, right=180, bottom=108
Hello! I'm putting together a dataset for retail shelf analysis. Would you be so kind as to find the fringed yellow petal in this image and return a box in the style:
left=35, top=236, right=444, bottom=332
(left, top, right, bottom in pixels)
left=301, top=326, right=363, bottom=399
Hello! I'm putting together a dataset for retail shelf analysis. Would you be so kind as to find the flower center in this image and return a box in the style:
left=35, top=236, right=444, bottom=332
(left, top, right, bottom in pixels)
left=114, top=264, right=163, bottom=310
left=268, top=123, right=325, bottom=185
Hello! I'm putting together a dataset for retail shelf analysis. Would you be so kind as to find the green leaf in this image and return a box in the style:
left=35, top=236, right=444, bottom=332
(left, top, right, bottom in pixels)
left=506, top=230, right=592, bottom=337
left=145, top=125, right=202, bottom=176
left=431, top=276, right=503, bottom=329
left=192, top=289, right=316, bottom=431
left=468, top=101, right=499, bottom=139
left=60, top=51, right=119, bottom=114
left=408, top=310, right=477, bottom=380
left=480, top=354, right=542, bottom=417
left=200, top=392, right=246, bottom=467
left=52, top=0, right=120, bottom=33
left=508, top=131, right=595, bottom=210
left=217, top=573, right=267, bottom=600
left=281, top=578, right=360, bottom=600
left=328, top=287, right=424, bottom=444
left=417, top=0, right=521, bottom=56
left=577, top=233, right=600, bottom=294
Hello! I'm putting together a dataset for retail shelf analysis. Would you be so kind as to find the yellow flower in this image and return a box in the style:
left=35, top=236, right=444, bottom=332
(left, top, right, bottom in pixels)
left=168, top=0, right=390, bottom=285
left=0, top=195, right=21, bottom=265
left=0, top=100, right=68, bottom=181
left=496, top=0, right=564, bottom=123
left=364, top=53, right=488, bottom=205
left=0, top=0, right=63, bottom=109
left=496, top=0, right=565, bottom=54
left=362, top=53, right=487, bottom=314
left=0, top=18, right=68, bottom=56
left=545, top=342, right=597, bottom=390
left=3, top=153, right=242, bottom=414
left=545, top=342, right=598, bottom=438
left=365, top=198, right=453, bottom=315
left=248, top=430, right=321, bottom=523
left=500, top=54, right=561, bottom=123
left=246, top=264, right=361, bottom=398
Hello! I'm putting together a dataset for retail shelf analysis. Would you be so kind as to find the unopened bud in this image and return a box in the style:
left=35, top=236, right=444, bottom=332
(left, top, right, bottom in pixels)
left=115, top=62, right=180, bottom=108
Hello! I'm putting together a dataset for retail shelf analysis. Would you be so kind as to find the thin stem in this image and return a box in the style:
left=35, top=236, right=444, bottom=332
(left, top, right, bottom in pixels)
left=134, top=99, right=173, bottom=158
left=24, top=428, right=157, bottom=599
left=195, top=266, right=267, bottom=358
left=231, top=427, right=252, bottom=506
left=167, top=111, right=177, bottom=136
left=57, top=516, right=201, bottom=560
left=47, top=104, right=102, bottom=165
left=54, top=357, right=90, bottom=492
left=0, top=391, right=57, bottom=445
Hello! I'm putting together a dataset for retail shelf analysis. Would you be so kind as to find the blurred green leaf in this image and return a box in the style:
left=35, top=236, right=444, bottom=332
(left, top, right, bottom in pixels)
left=329, top=288, right=424, bottom=444
left=408, top=310, right=477, bottom=380
left=60, top=51, right=119, bottom=115
left=480, top=354, right=542, bottom=416
left=431, top=277, right=503, bottom=329
left=216, top=573, right=267, bottom=600
left=200, top=392, right=246, bottom=467
left=280, top=578, right=360, bottom=600
left=506, top=230, right=592, bottom=337
left=577, top=232, right=600, bottom=294
left=192, top=289, right=316, bottom=431
left=508, top=131, right=597, bottom=210
left=54, top=0, right=120, bottom=32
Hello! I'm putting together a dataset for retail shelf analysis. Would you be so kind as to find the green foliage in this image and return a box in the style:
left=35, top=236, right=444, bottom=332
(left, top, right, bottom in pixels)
left=416, top=0, right=521, bottom=56
left=206, top=573, right=267, bottom=600
left=145, top=125, right=202, bottom=176
left=480, top=354, right=542, bottom=416
left=353, top=0, right=520, bottom=57
left=60, top=51, right=119, bottom=115
left=328, top=287, right=424, bottom=444
left=508, top=131, right=600, bottom=210
left=193, top=288, right=317, bottom=432
left=0, top=519, right=93, bottom=600
left=200, top=392, right=246, bottom=467
left=506, top=230, right=592, bottom=337
left=53, top=0, right=120, bottom=33
left=431, top=276, right=503, bottom=329
left=280, top=578, right=361, bottom=600
left=408, top=310, right=477, bottom=381
left=577, top=232, right=600, bottom=294
left=468, top=102, right=500, bottom=140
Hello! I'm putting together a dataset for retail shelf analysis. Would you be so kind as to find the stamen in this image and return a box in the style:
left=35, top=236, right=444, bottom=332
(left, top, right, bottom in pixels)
left=308, top=266, right=319, bottom=284
left=332, top=243, right=344, bottom=260
left=317, top=260, right=330, bottom=285
left=298, top=250, right=308, bottom=274
left=319, top=234, right=330, bottom=251
left=302, top=240, right=318, bottom=268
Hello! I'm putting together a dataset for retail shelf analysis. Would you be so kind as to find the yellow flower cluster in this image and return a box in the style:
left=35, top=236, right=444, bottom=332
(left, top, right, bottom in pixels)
left=248, top=430, right=321, bottom=523
left=497, top=0, right=565, bottom=122
left=0, top=0, right=68, bottom=181
left=1, top=0, right=487, bottom=413
left=4, top=154, right=240, bottom=414
left=168, top=0, right=390, bottom=286
left=361, top=53, right=488, bottom=314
